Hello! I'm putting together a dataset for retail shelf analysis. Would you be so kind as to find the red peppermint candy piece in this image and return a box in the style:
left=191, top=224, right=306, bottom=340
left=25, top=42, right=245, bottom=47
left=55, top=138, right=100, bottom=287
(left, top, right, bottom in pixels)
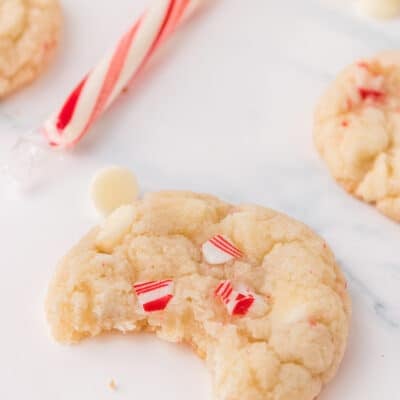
left=202, top=235, right=243, bottom=264
left=214, top=280, right=234, bottom=303
left=214, top=280, right=255, bottom=316
left=133, top=279, right=174, bottom=313
left=358, top=87, right=384, bottom=101
left=232, top=293, right=255, bottom=316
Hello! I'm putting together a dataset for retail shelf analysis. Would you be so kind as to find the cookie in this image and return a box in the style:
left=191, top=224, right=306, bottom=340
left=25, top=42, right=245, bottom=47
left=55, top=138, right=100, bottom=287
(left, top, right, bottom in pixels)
left=314, top=52, right=400, bottom=222
left=357, top=0, right=400, bottom=19
left=46, top=191, right=351, bottom=400
left=0, top=0, right=61, bottom=98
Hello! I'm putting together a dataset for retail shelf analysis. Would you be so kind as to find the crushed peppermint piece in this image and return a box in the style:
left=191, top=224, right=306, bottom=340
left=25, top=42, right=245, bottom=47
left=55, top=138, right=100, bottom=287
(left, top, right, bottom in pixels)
left=357, top=61, right=369, bottom=69
left=214, top=280, right=255, bottom=316
left=133, top=279, right=174, bottom=312
left=202, top=235, right=243, bottom=264
left=358, top=87, right=384, bottom=101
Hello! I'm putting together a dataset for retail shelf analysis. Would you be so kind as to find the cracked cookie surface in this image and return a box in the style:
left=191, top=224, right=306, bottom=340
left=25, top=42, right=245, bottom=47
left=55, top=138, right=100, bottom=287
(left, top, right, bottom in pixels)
left=0, top=0, right=61, bottom=98
left=46, top=191, right=351, bottom=400
left=314, top=52, right=400, bottom=221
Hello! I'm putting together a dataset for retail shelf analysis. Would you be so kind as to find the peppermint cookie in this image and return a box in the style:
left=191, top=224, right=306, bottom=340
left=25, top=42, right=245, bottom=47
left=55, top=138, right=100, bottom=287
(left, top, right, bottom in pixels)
left=357, top=0, right=400, bottom=19
left=314, top=53, right=400, bottom=221
left=0, top=0, right=61, bottom=98
left=46, top=191, right=351, bottom=400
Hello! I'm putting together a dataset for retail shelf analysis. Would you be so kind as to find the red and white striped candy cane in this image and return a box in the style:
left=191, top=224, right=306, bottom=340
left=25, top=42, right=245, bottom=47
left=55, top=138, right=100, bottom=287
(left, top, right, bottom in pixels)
left=202, top=234, right=243, bottom=264
left=133, top=279, right=174, bottom=312
left=43, top=0, right=203, bottom=148
left=214, top=280, right=255, bottom=316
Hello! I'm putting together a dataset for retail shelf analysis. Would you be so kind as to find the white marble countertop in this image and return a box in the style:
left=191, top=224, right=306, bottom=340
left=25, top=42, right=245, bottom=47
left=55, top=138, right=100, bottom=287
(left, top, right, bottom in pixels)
left=0, top=0, right=399, bottom=399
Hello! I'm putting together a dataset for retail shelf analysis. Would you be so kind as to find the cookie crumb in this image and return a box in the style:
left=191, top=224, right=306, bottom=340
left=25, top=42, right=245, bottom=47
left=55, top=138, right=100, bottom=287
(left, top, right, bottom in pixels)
left=108, top=379, right=117, bottom=391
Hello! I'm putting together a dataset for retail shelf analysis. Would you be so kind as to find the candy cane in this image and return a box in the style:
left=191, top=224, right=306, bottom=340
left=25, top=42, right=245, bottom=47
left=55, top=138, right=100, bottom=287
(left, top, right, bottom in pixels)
left=214, top=280, right=255, bottom=316
left=43, top=0, right=203, bottom=148
left=202, top=235, right=243, bottom=264
left=133, top=279, right=174, bottom=312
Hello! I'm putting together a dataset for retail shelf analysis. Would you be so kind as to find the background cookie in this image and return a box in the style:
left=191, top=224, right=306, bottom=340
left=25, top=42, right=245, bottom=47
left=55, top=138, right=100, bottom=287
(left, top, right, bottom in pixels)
left=314, top=52, right=400, bottom=222
left=0, top=0, right=61, bottom=98
left=46, top=191, right=351, bottom=400
left=357, top=0, right=400, bottom=19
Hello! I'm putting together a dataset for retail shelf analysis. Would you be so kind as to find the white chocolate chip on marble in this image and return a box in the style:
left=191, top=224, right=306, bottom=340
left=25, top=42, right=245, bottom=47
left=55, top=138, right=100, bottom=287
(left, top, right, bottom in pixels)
left=90, top=166, right=139, bottom=216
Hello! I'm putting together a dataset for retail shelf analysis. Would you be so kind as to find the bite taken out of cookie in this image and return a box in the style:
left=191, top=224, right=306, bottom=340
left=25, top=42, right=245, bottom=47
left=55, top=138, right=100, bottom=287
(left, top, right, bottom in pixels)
left=46, top=191, right=351, bottom=400
left=314, top=52, right=400, bottom=222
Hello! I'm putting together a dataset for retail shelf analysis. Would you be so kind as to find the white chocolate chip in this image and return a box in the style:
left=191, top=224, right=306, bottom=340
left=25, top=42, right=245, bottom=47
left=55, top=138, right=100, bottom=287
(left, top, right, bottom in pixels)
left=96, top=205, right=136, bottom=253
left=248, top=294, right=269, bottom=318
left=90, top=166, right=139, bottom=216
left=356, top=153, right=389, bottom=201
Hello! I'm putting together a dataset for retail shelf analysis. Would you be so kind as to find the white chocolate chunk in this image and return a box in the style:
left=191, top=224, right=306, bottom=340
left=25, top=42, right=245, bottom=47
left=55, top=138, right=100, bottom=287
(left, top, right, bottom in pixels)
left=96, top=205, right=136, bottom=253
left=357, top=0, right=400, bottom=19
left=356, top=153, right=389, bottom=201
left=248, top=294, right=269, bottom=317
left=90, top=166, right=139, bottom=216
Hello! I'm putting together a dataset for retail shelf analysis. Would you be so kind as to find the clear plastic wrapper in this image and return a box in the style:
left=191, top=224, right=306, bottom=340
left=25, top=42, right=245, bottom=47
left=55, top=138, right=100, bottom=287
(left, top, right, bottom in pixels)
left=0, top=130, right=63, bottom=190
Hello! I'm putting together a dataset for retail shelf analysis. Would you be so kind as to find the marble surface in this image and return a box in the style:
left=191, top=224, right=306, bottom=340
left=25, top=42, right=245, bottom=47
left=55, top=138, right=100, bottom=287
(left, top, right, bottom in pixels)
left=0, top=0, right=399, bottom=399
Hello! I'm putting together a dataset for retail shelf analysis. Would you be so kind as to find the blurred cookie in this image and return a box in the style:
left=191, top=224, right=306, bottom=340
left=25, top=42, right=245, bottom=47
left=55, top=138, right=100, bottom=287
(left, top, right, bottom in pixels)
left=0, top=0, right=61, bottom=98
left=314, top=53, right=400, bottom=221
left=357, top=0, right=400, bottom=19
